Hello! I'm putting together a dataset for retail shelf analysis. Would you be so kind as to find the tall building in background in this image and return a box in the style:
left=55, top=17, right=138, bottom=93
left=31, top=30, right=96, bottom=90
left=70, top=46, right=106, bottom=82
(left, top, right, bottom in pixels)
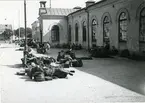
left=0, top=24, right=12, bottom=40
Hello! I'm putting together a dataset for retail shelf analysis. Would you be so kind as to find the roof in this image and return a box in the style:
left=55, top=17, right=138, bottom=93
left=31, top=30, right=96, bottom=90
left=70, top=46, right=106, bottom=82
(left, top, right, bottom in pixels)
left=68, top=0, right=106, bottom=16
left=31, top=20, right=39, bottom=25
left=44, top=8, right=77, bottom=16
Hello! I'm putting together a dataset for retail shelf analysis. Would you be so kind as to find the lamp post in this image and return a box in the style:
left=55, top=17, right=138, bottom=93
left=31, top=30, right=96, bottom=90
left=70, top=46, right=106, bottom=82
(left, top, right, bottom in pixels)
left=18, top=10, right=20, bottom=42
left=39, top=1, right=47, bottom=44
left=24, top=0, right=27, bottom=67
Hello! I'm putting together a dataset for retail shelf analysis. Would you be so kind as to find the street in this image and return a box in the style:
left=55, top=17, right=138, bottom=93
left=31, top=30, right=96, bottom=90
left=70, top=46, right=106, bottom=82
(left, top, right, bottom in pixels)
left=0, top=43, right=145, bottom=103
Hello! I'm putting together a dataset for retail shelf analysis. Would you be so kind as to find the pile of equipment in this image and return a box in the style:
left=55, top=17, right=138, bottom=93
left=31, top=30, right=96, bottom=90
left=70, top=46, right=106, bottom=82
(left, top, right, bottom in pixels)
left=36, top=42, right=50, bottom=54
left=56, top=49, right=83, bottom=68
left=17, top=49, right=75, bottom=82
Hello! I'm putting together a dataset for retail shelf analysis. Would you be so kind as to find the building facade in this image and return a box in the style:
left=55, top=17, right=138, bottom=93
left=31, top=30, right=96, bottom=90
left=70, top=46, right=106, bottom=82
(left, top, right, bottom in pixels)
left=31, top=21, right=40, bottom=42
left=38, top=1, right=77, bottom=44
left=34, top=0, right=145, bottom=53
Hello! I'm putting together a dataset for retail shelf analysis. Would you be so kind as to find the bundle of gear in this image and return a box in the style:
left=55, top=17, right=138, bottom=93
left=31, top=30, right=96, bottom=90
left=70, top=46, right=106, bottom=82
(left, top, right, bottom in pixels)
left=17, top=52, right=76, bottom=82
left=17, top=48, right=84, bottom=82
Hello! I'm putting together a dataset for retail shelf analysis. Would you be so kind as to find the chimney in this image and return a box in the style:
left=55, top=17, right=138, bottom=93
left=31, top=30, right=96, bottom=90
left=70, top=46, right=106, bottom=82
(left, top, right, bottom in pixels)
left=40, top=1, right=47, bottom=8
left=86, top=0, right=95, bottom=7
left=73, top=6, right=82, bottom=10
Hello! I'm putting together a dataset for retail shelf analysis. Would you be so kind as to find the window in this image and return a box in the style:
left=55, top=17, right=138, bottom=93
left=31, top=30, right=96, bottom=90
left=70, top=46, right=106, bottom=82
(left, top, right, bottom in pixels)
left=103, top=16, right=110, bottom=43
left=82, top=22, right=86, bottom=42
left=68, top=25, right=71, bottom=42
left=119, top=12, right=128, bottom=42
left=140, top=8, right=145, bottom=42
left=75, top=23, right=79, bottom=42
left=92, top=19, right=97, bottom=42
left=51, top=25, right=59, bottom=42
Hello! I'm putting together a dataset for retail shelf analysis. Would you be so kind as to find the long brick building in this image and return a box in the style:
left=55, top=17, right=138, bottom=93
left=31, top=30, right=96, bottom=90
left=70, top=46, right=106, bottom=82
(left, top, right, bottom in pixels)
left=32, top=0, right=145, bottom=54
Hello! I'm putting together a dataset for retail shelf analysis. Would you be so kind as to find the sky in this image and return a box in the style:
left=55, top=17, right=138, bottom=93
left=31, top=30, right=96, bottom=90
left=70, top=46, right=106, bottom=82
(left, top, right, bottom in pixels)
left=0, top=0, right=99, bottom=30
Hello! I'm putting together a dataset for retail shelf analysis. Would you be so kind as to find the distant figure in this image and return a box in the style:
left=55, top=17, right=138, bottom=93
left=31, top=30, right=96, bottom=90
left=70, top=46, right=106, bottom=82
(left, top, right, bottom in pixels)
left=104, top=42, right=110, bottom=50
left=57, top=51, right=65, bottom=62
left=43, top=43, right=50, bottom=54
left=46, top=43, right=50, bottom=50
left=71, top=43, right=75, bottom=50
left=67, top=49, right=76, bottom=59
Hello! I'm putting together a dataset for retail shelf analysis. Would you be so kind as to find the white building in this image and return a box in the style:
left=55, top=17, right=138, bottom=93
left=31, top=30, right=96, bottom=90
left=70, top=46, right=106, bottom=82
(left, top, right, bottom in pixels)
left=32, top=0, right=145, bottom=54
left=31, top=21, right=40, bottom=42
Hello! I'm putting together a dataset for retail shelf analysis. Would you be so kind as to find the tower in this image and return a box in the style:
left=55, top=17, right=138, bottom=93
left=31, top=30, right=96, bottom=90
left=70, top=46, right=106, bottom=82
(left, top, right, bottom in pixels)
left=40, top=1, right=47, bottom=8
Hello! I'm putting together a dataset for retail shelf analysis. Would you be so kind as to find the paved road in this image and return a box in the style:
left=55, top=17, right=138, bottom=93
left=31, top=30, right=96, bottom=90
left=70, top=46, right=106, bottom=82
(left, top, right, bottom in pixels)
left=0, top=43, right=145, bottom=103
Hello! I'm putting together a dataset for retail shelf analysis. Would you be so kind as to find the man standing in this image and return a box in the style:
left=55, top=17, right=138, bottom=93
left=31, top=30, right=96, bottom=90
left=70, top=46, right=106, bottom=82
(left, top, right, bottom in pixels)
left=45, top=42, right=50, bottom=53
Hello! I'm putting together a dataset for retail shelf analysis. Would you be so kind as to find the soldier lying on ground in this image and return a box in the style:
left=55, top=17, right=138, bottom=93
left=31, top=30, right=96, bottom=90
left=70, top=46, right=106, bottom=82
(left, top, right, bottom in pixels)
left=21, top=53, right=37, bottom=66
left=27, top=62, right=75, bottom=81
left=45, top=62, right=75, bottom=78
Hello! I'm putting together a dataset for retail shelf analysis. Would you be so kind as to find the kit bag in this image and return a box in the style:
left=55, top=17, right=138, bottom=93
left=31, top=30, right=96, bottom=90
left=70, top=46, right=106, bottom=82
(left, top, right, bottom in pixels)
left=72, top=59, right=83, bottom=67
left=63, top=63, right=70, bottom=68
left=53, top=69, right=67, bottom=78
left=33, top=72, right=45, bottom=82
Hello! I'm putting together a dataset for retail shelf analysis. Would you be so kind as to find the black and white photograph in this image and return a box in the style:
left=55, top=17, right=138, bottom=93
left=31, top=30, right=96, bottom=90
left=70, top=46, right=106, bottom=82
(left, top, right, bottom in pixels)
left=0, top=0, right=145, bottom=103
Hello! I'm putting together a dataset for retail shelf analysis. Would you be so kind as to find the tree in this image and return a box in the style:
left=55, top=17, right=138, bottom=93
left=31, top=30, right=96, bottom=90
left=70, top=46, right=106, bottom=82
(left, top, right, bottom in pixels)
left=26, top=27, right=32, bottom=38
left=15, top=27, right=25, bottom=38
left=15, top=27, right=32, bottom=38
left=2, top=29, right=13, bottom=40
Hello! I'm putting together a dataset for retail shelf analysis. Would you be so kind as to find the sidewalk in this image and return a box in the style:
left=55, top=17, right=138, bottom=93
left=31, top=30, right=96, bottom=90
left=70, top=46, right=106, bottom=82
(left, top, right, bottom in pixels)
left=0, top=44, right=145, bottom=103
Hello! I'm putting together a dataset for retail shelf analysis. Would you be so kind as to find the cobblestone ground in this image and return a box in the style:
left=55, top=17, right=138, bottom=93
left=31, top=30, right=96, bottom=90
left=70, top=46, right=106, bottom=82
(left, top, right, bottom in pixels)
left=0, top=43, right=145, bottom=103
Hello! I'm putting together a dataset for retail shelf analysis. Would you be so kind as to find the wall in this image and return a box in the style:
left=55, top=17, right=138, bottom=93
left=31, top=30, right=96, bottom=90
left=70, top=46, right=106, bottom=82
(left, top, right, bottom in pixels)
left=68, top=0, right=145, bottom=53
left=42, top=17, right=68, bottom=45
left=32, top=21, right=40, bottom=42
left=68, top=10, right=88, bottom=48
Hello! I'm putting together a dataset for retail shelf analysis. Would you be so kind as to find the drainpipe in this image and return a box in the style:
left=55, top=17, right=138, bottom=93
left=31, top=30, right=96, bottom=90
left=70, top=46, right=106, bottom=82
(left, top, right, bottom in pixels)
left=85, top=9, right=90, bottom=50
left=67, top=16, right=70, bottom=44
left=40, top=21, right=42, bottom=44
left=39, top=16, right=43, bottom=44
left=38, top=16, right=42, bottom=44
left=70, top=14, right=73, bottom=44
left=66, top=16, right=68, bottom=43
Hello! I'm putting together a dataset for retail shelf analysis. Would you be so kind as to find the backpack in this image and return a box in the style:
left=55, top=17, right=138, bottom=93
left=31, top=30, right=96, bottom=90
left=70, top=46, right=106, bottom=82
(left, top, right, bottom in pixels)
left=72, top=59, right=83, bottom=67
left=53, top=69, right=68, bottom=78
left=33, top=72, right=45, bottom=82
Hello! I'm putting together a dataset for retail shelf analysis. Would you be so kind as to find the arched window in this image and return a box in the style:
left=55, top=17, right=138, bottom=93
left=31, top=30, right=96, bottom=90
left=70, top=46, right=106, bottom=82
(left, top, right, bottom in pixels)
left=119, top=12, right=128, bottom=42
left=51, top=25, right=59, bottom=42
left=139, top=8, right=145, bottom=42
left=68, top=25, right=71, bottom=42
left=82, top=21, right=86, bottom=42
left=75, top=23, right=79, bottom=42
left=103, top=16, right=110, bottom=43
left=92, top=19, right=97, bottom=42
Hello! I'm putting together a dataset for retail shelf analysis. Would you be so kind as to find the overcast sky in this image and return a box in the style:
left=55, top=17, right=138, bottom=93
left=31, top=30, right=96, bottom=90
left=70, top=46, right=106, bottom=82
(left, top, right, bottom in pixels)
left=0, top=0, right=99, bottom=29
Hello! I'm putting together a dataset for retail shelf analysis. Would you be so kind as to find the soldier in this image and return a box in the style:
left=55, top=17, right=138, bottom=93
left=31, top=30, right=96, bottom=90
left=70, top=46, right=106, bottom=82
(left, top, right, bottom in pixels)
left=30, top=62, right=45, bottom=81
left=45, top=42, right=50, bottom=53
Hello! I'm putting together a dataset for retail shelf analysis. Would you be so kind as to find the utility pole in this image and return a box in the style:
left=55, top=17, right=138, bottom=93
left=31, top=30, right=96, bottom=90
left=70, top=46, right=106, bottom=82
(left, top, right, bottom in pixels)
left=18, top=10, right=20, bottom=42
left=24, top=0, right=27, bottom=67
left=12, top=19, right=16, bottom=42
left=50, top=0, right=51, bottom=8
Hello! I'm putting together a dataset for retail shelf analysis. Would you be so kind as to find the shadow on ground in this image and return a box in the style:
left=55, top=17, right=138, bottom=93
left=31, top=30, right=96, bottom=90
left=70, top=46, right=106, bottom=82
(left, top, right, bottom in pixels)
left=19, top=75, right=35, bottom=82
left=3, top=64, right=24, bottom=69
left=77, top=58, right=145, bottom=96
left=15, top=48, right=24, bottom=51
left=17, top=73, right=66, bottom=82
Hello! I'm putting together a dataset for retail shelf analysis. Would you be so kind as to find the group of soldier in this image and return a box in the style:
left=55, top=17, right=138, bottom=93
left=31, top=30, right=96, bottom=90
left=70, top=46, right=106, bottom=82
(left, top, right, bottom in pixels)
left=18, top=48, right=77, bottom=82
